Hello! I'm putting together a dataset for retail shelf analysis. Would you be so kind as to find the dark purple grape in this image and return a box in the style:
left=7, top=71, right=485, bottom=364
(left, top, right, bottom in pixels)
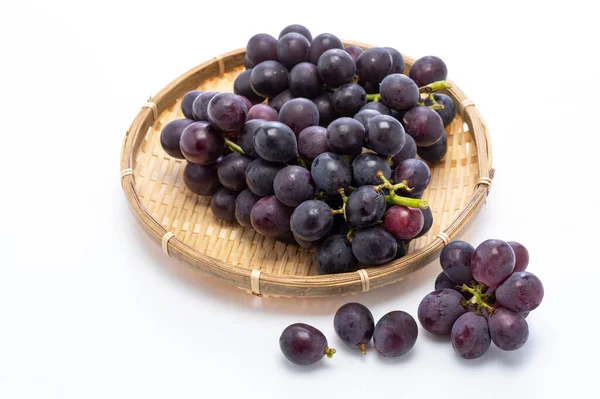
left=253, top=121, right=297, bottom=162
left=246, top=33, right=278, bottom=65
left=356, top=47, right=393, bottom=84
left=373, top=311, right=418, bottom=357
left=360, top=102, right=390, bottom=115
left=409, top=55, right=448, bottom=87
left=308, top=33, right=343, bottom=64
left=403, top=106, right=444, bottom=147
left=346, top=186, right=386, bottom=229
left=181, top=90, right=202, bottom=120
left=210, top=187, right=238, bottom=221
left=289, top=62, right=323, bottom=99
left=440, top=241, right=475, bottom=285
left=394, top=158, right=431, bottom=194
left=326, top=117, right=365, bottom=155
left=238, top=119, right=264, bottom=158
left=274, top=165, right=316, bottom=207
left=184, top=162, right=221, bottom=196
left=352, top=226, right=397, bottom=266
left=424, top=93, right=456, bottom=127
left=297, top=126, right=330, bottom=161
left=279, top=98, right=319, bottom=136
left=360, top=81, right=380, bottom=94
left=275, top=230, right=297, bottom=245
left=353, top=109, right=381, bottom=129
left=160, top=119, right=194, bottom=159
left=414, top=207, right=433, bottom=238
left=384, top=206, right=424, bottom=240
left=245, top=158, right=285, bottom=196
left=279, top=323, right=335, bottom=365
left=383, top=47, right=405, bottom=74
left=180, top=121, right=224, bottom=164
left=206, top=93, right=247, bottom=133
left=332, top=83, right=367, bottom=117
left=312, top=93, right=339, bottom=127
left=318, top=49, right=356, bottom=88
left=451, top=312, right=491, bottom=359
left=495, top=272, right=544, bottom=313
left=418, top=289, right=467, bottom=335
left=290, top=200, right=333, bottom=241
left=277, top=32, right=310, bottom=69
left=233, top=69, right=265, bottom=105
left=418, top=131, right=447, bottom=163
left=250, top=196, right=293, bottom=237
left=244, top=55, right=254, bottom=69
left=390, top=134, right=417, bottom=168
left=234, top=189, right=261, bottom=227
left=334, top=303, right=375, bottom=354
left=471, top=239, right=515, bottom=287
left=316, top=234, right=358, bottom=274
left=508, top=241, right=529, bottom=272
left=192, top=91, right=218, bottom=121
left=217, top=152, right=252, bottom=191
left=247, top=104, right=278, bottom=122
left=344, top=45, right=364, bottom=62
left=310, top=152, right=352, bottom=195
left=352, top=153, right=391, bottom=186
left=488, top=308, right=529, bottom=351
left=365, top=114, right=406, bottom=156
left=250, top=60, right=289, bottom=98
left=268, top=89, right=294, bottom=112
left=394, top=238, right=408, bottom=259
left=380, top=74, right=419, bottom=111
left=279, top=24, right=312, bottom=42
left=435, top=272, right=458, bottom=291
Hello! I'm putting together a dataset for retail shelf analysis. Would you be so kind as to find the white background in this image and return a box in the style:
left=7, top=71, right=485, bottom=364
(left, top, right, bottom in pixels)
left=1, top=1, right=598, bottom=398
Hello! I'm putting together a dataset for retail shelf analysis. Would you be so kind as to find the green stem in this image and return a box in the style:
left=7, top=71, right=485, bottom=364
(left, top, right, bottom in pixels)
left=331, top=189, right=349, bottom=220
left=296, top=155, right=308, bottom=169
left=346, top=227, right=356, bottom=242
left=358, top=343, right=367, bottom=355
left=426, top=93, right=445, bottom=110
left=366, top=93, right=381, bottom=102
left=419, top=80, right=452, bottom=93
left=385, top=195, right=429, bottom=209
left=461, top=284, right=496, bottom=314
left=224, top=139, right=245, bottom=154
left=324, top=347, right=337, bottom=358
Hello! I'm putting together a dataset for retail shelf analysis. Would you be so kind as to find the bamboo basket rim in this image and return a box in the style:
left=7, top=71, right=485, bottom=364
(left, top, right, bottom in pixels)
left=120, top=40, right=494, bottom=297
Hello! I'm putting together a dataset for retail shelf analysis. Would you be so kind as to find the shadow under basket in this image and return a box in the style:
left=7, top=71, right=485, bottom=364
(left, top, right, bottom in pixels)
left=120, top=40, right=494, bottom=298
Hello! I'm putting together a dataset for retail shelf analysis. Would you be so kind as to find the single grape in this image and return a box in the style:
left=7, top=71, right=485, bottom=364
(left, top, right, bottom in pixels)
left=297, top=126, right=330, bottom=161
left=409, top=55, right=448, bottom=87
left=217, top=152, right=252, bottom=191
left=250, top=196, right=293, bottom=237
left=316, top=234, right=358, bottom=274
left=290, top=200, right=333, bottom=241
left=418, top=289, right=467, bottom=335
left=233, top=69, right=265, bottom=104
left=289, top=62, right=323, bottom=99
left=312, top=93, right=339, bottom=127
left=274, top=165, right=316, bottom=207
left=360, top=102, right=391, bottom=115
left=246, top=33, right=278, bottom=65
left=245, top=158, right=285, bottom=196
left=277, top=32, right=310, bottom=69
left=183, top=162, right=221, bottom=196
left=508, top=241, right=530, bottom=272
left=238, top=96, right=254, bottom=116
left=180, top=121, right=224, bottom=164
left=210, top=187, right=238, bottom=221
left=334, top=303, right=375, bottom=354
left=279, top=24, right=312, bottom=42
left=390, top=134, right=417, bottom=168
left=403, top=106, right=444, bottom=147
left=253, top=121, right=298, bottom=162
left=440, top=240, right=475, bottom=285
left=268, top=89, right=294, bottom=112
left=346, top=186, right=387, bottom=229
left=332, top=83, right=367, bottom=116
left=352, top=227, right=397, bottom=266
left=471, top=239, right=516, bottom=287
left=247, top=104, right=278, bottom=122
left=181, top=90, right=202, bottom=120
left=352, top=153, right=391, bottom=186
left=393, top=158, right=431, bottom=195
left=250, top=60, right=289, bottom=98
left=451, top=312, right=491, bottom=359
left=417, top=131, right=447, bottom=163
left=244, top=55, right=254, bottom=69
left=380, top=74, right=420, bottom=112
left=414, top=207, right=433, bottom=238
left=207, top=93, right=247, bottom=133
left=360, top=81, right=380, bottom=95
left=495, top=272, right=544, bottom=313
left=356, top=47, right=393, bottom=84
left=234, top=189, right=262, bottom=227
left=238, top=119, right=264, bottom=158
left=279, top=323, right=335, bottom=365
left=424, top=93, right=456, bottom=127
left=488, top=308, right=529, bottom=351
left=365, top=114, right=406, bottom=156
left=308, top=33, right=343, bottom=64
left=318, top=49, right=356, bottom=88
left=278, top=98, right=320, bottom=136
left=326, top=117, right=365, bottom=155
left=353, top=109, right=381, bottom=129
left=344, top=45, right=364, bottom=62
left=373, top=311, right=418, bottom=357
left=435, top=272, right=458, bottom=291
left=160, top=119, right=194, bottom=159
left=311, top=152, right=352, bottom=195
left=383, top=47, right=405, bottom=74
left=394, top=238, right=408, bottom=259
left=384, top=206, right=424, bottom=240
left=192, top=91, right=218, bottom=121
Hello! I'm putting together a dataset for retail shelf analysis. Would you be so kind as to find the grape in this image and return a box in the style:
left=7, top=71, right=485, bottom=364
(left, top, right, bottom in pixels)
left=495, top=272, right=544, bottom=313
left=290, top=200, right=333, bottom=241
left=276, top=32, right=310, bottom=69
left=471, top=239, right=516, bottom=287
left=279, top=323, right=334, bottom=365
left=418, top=289, right=467, bottom=335
left=253, top=121, right=298, bottom=162
left=380, top=74, right=419, bottom=111
left=250, top=196, right=293, bottom=237
left=250, top=60, right=289, bottom=98
left=210, top=187, right=238, bottom=221
left=207, top=93, right=248, bottom=133
left=289, top=62, right=323, bottom=99
left=390, top=134, right=417, bottom=168
left=414, top=207, right=433, bottom=238
left=508, top=241, right=529, bottom=272
left=192, top=91, right=218, bottom=121
left=181, top=90, right=202, bottom=120
left=312, top=93, right=339, bottom=127
left=273, top=165, right=316, bottom=207
left=183, top=162, right=221, bottom=196
left=383, top=47, right=405, bottom=74
left=356, top=47, right=393, bottom=84
left=245, top=158, right=285, bottom=196
left=268, top=89, right=294, bottom=112
left=332, top=83, right=367, bottom=116
left=180, top=121, right=224, bottom=164
left=352, top=227, right=397, bottom=266
left=360, top=81, right=380, bottom=94
left=394, top=158, right=431, bottom=195
left=365, top=114, right=406, bottom=156
left=417, top=131, right=447, bottom=163
left=244, top=55, right=254, bottom=69
left=360, top=101, right=390, bottom=115
left=217, top=152, right=252, bottom=191
left=424, top=93, right=456, bottom=127
left=440, top=241, right=474, bottom=285
left=279, top=24, right=312, bottom=42
left=352, top=153, right=391, bottom=186
left=247, top=104, right=278, bottom=122
left=245, top=33, right=278, bottom=65
left=334, top=303, right=375, bottom=354
left=308, top=33, right=343, bottom=64
left=409, top=55, right=448, bottom=87
left=344, top=45, right=364, bottom=62
left=451, top=312, right=491, bottom=359
left=234, top=189, right=262, bottom=227
left=297, top=126, right=330, bottom=161
left=435, top=272, right=457, bottom=291
left=403, top=106, right=444, bottom=147
left=238, top=119, right=264, bottom=158
left=316, top=234, right=358, bottom=274
left=394, top=238, right=408, bottom=259
left=311, top=152, right=352, bottom=195
left=233, top=69, right=265, bottom=104
left=346, top=186, right=386, bottom=229
left=326, top=117, right=365, bottom=155
left=160, top=119, right=194, bottom=159
left=353, top=109, right=381, bottom=129
left=384, top=205, right=424, bottom=240
left=317, top=49, right=356, bottom=88
left=279, top=98, right=319, bottom=135
left=488, top=308, right=529, bottom=351
left=373, top=311, right=418, bottom=357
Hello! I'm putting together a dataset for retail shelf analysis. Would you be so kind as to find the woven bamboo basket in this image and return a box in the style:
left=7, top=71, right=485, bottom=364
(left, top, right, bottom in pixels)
left=120, top=40, right=493, bottom=298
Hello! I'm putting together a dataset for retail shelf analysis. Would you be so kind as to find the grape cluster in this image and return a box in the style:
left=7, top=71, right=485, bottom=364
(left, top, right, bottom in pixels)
left=160, top=24, right=458, bottom=272
left=418, top=239, right=544, bottom=359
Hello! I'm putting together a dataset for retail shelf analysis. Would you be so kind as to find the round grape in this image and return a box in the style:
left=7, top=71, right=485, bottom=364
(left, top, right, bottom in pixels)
left=312, top=93, right=339, bottom=127
left=278, top=98, right=320, bottom=136
left=365, top=114, right=406, bottom=156
left=344, top=45, right=363, bottom=62
left=308, top=33, right=343, bottom=64
left=334, top=303, right=375, bottom=354
left=297, top=126, right=330, bottom=161
left=277, top=32, right=310, bottom=69
left=311, top=152, right=352, bottom=195
left=210, top=187, right=238, bottom=221
left=273, top=165, right=316, bottom=207
left=268, top=89, right=294, bottom=112
left=180, top=121, right=224, bottom=164
left=250, top=60, right=289, bottom=98
left=380, top=74, right=419, bottom=111
left=207, top=93, right=247, bottom=133
left=279, top=323, right=335, bottom=365
left=418, top=289, right=466, bottom=335
left=332, top=83, right=367, bottom=116
left=245, top=158, right=285, bottom=196
left=244, top=55, right=254, bottom=69
left=289, top=62, right=322, bottom=99
left=356, top=47, right=393, bottom=84
left=394, top=158, right=431, bottom=195
left=250, top=196, right=293, bottom=237
left=409, top=55, right=448, bottom=87
left=508, top=241, right=530, bottom=272
left=318, top=49, right=356, bottom=88
left=383, top=47, right=405, bottom=74
left=495, top=271, right=544, bottom=313
left=184, top=162, right=221, bottom=196
left=390, top=134, right=417, bottom=168
left=373, top=311, right=418, bottom=357
left=352, top=153, right=391, bottom=186
left=181, top=90, right=202, bottom=120
left=451, top=312, right=491, bottom=359
left=247, top=104, right=278, bottom=122
left=316, top=234, right=358, bottom=274
left=217, top=152, right=252, bottom=191
left=417, top=131, right=447, bottom=163
left=360, top=101, right=391, bottom=115
left=353, top=109, right=381, bottom=129
left=160, top=119, right=194, bottom=159
left=192, top=91, right=218, bottom=121
left=352, top=227, right=397, bottom=266
left=435, top=272, right=458, bottom=291
left=424, top=93, right=456, bottom=127
left=384, top=205, right=424, bottom=240
left=279, top=24, right=312, bottom=42
left=233, top=69, right=265, bottom=105
left=253, top=121, right=298, bottom=162
left=488, top=308, right=529, bottom=351
left=471, top=239, right=516, bottom=287
left=326, top=117, right=365, bottom=155
left=403, top=106, right=444, bottom=147
left=234, top=189, right=262, bottom=227
left=246, top=33, right=278, bottom=65
left=346, top=186, right=387, bottom=229
left=290, top=200, right=333, bottom=241
left=440, top=240, right=475, bottom=285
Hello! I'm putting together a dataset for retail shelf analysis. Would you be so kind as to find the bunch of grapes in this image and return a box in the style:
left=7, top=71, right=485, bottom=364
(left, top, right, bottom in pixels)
left=418, top=240, right=544, bottom=359
left=160, top=24, right=457, bottom=273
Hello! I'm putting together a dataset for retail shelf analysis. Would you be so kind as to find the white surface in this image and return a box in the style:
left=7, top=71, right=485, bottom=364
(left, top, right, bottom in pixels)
left=1, top=1, right=598, bottom=398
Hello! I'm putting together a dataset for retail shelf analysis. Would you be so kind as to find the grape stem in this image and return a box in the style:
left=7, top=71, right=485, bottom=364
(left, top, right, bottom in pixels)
left=373, top=171, right=429, bottom=209
left=224, top=139, right=245, bottom=154
left=346, top=227, right=356, bottom=243
left=418, top=80, right=452, bottom=93
left=366, top=93, right=381, bottom=102
left=358, top=343, right=367, bottom=355
left=296, top=155, right=308, bottom=169
left=460, top=283, right=496, bottom=315
left=426, top=93, right=445, bottom=111
left=324, top=347, right=337, bottom=358
left=331, top=188, right=349, bottom=220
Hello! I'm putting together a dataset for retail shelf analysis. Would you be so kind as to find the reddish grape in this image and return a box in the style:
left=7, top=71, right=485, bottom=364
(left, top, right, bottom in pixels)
left=471, top=239, right=515, bottom=287
left=418, top=289, right=467, bottom=335
left=179, top=121, right=225, bottom=165
left=250, top=196, right=293, bottom=237
left=451, top=312, right=491, bottom=359
left=207, top=93, right=248, bottom=133
left=488, top=308, right=529, bottom=351
left=495, top=271, right=544, bottom=313
left=508, top=241, right=530, bottom=272
left=247, top=104, right=278, bottom=122
left=384, top=205, right=424, bottom=240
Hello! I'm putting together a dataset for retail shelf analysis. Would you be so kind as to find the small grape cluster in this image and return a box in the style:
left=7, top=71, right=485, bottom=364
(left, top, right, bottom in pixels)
left=160, top=24, right=457, bottom=272
left=418, top=240, right=544, bottom=359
